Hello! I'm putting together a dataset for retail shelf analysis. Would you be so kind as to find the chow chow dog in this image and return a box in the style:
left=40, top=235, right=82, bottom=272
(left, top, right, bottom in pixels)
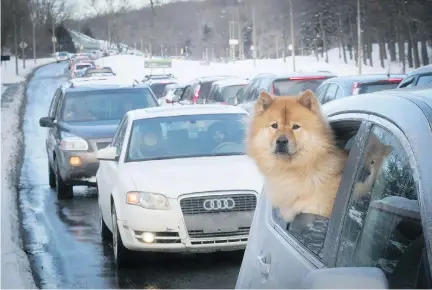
left=247, top=90, right=348, bottom=222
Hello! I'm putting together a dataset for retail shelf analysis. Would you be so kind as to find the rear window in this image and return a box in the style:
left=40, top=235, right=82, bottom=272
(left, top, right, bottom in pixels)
left=222, top=85, right=246, bottom=101
left=76, top=64, right=91, bottom=70
left=359, top=82, right=400, bottom=94
left=273, top=78, right=327, bottom=95
left=58, top=52, right=67, bottom=56
left=150, top=83, right=176, bottom=99
left=60, top=88, right=158, bottom=122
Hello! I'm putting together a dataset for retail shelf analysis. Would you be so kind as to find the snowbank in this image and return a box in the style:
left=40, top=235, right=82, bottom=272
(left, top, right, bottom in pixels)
left=1, top=57, right=55, bottom=84
left=1, top=57, right=54, bottom=289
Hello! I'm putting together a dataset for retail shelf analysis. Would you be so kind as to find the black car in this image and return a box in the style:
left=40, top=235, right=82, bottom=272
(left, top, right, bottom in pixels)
left=179, top=75, right=238, bottom=105
left=397, top=64, right=432, bottom=88
left=315, top=74, right=406, bottom=105
left=237, top=72, right=335, bottom=113
left=39, top=84, right=159, bottom=199
left=141, top=74, right=179, bottom=99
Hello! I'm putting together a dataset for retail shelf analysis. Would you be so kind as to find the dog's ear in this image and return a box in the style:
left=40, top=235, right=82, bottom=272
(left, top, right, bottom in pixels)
left=298, top=90, right=320, bottom=114
left=255, top=91, right=275, bottom=115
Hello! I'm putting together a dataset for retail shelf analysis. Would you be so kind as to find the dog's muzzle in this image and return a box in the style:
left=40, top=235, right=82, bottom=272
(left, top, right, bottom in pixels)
left=274, top=135, right=291, bottom=155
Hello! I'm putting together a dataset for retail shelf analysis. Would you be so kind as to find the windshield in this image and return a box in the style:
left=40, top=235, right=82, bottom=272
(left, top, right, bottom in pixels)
left=58, top=52, right=67, bottom=56
left=359, top=82, right=400, bottom=94
left=126, top=113, right=247, bottom=161
left=273, top=79, right=327, bottom=96
left=150, top=82, right=176, bottom=98
left=222, top=85, right=246, bottom=101
left=76, top=64, right=92, bottom=70
left=60, top=88, right=158, bottom=122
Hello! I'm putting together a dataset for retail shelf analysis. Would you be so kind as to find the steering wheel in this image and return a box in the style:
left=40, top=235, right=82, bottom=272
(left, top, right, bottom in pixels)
left=212, top=142, right=237, bottom=154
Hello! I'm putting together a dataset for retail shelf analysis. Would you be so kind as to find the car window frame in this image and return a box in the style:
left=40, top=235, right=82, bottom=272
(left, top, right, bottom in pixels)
left=322, top=82, right=339, bottom=104
left=111, top=116, right=127, bottom=147
left=54, top=91, right=66, bottom=120
left=325, top=114, right=424, bottom=267
left=112, top=116, right=129, bottom=160
left=268, top=113, right=372, bottom=268
left=315, top=83, right=329, bottom=103
left=398, top=76, right=416, bottom=88
left=415, top=73, right=432, bottom=87
left=48, top=88, right=62, bottom=117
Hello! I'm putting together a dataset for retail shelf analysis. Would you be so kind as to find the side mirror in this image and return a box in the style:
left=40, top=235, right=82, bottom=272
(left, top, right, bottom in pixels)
left=301, top=267, right=389, bottom=289
left=97, top=146, right=119, bottom=161
left=226, top=96, right=238, bottom=106
left=39, top=116, right=55, bottom=128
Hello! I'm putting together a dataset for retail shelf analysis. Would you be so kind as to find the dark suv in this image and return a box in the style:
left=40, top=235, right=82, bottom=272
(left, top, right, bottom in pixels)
left=39, top=84, right=158, bottom=199
left=237, top=72, right=335, bottom=113
left=315, top=74, right=406, bottom=105
left=179, top=76, right=237, bottom=105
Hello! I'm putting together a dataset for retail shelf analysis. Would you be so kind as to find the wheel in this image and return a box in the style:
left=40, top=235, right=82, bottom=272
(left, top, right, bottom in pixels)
left=48, top=162, right=56, bottom=188
left=111, top=205, right=132, bottom=268
left=55, top=162, right=73, bottom=200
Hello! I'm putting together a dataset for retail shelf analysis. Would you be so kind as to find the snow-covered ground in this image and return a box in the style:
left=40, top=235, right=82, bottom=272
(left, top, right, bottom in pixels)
left=1, top=57, right=55, bottom=87
left=1, top=56, right=54, bottom=289
left=96, top=44, right=423, bottom=85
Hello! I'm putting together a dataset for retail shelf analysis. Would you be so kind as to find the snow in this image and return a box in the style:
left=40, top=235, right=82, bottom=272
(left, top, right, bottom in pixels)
left=1, top=56, right=55, bottom=85
left=96, top=44, right=424, bottom=85
left=1, top=56, right=54, bottom=289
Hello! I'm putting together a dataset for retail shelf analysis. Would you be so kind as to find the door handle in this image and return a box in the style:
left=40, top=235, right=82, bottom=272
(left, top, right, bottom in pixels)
left=256, top=255, right=271, bottom=277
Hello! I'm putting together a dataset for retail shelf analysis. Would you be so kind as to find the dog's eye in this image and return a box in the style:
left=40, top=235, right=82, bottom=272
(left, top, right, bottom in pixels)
left=292, top=124, right=300, bottom=130
left=271, top=123, right=278, bottom=129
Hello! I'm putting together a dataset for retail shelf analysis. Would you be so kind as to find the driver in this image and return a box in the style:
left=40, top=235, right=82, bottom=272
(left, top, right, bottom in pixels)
left=129, top=123, right=166, bottom=159
left=64, top=100, right=96, bottom=121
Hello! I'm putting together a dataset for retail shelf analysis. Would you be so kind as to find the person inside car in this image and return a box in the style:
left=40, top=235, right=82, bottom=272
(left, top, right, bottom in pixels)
left=63, top=100, right=96, bottom=121
left=129, top=124, right=167, bottom=160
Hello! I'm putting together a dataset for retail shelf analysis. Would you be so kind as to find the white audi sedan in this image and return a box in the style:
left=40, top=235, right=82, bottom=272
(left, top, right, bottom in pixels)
left=96, top=105, right=263, bottom=268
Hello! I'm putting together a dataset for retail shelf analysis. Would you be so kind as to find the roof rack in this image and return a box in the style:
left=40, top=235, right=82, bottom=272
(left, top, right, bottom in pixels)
left=142, top=73, right=176, bottom=82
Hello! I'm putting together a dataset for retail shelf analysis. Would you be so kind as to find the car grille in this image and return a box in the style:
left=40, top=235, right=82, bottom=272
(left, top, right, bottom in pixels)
left=180, top=193, right=257, bottom=215
left=188, top=227, right=250, bottom=239
left=180, top=192, right=256, bottom=240
left=96, top=142, right=110, bottom=150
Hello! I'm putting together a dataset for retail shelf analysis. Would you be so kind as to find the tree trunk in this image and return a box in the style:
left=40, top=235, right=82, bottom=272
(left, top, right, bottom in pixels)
left=338, top=14, right=347, bottom=64
left=363, top=38, right=367, bottom=66
left=396, top=25, right=406, bottom=74
left=319, top=13, right=328, bottom=63
left=379, top=37, right=385, bottom=68
left=368, top=33, right=373, bottom=66
left=382, top=38, right=387, bottom=60
left=411, top=24, right=420, bottom=68
left=407, top=37, right=413, bottom=68
left=388, top=39, right=397, bottom=62
left=420, top=25, right=429, bottom=66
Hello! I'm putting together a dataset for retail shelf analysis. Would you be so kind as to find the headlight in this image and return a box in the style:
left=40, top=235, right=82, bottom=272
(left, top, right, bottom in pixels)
left=126, top=191, right=170, bottom=210
left=60, top=133, right=88, bottom=151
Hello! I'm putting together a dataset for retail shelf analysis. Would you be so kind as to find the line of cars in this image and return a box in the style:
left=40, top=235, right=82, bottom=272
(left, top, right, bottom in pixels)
left=39, top=56, right=432, bottom=282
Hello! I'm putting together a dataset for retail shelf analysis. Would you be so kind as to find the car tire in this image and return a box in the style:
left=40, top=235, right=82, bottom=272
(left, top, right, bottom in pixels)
left=48, top=162, right=56, bottom=188
left=111, top=205, right=132, bottom=268
left=100, top=211, right=112, bottom=241
left=55, top=162, right=73, bottom=200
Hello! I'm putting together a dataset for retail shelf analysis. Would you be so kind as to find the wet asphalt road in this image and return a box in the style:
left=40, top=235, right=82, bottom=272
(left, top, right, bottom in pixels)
left=19, top=63, right=243, bottom=289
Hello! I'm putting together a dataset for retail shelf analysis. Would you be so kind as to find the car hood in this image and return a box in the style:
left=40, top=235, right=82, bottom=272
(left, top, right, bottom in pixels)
left=59, top=120, right=120, bottom=139
left=122, top=155, right=264, bottom=198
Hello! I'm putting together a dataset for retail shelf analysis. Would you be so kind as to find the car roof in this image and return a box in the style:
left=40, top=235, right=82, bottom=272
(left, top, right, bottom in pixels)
left=146, top=79, right=179, bottom=85
left=212, top=78, right=249, bottom=87
left=405, top=64, right=432, bottom=77
left=68, top=77, right=147, bottom=88
left=127, top=104, right=248, bottom=120
left=65, top=84, right=150, bottom=93
left=251, top=71, right=336, bottom=80
left=194, top=75, right=239, bottom=82
left=373, top=86, right=432, bottom=109
left=322, top=74, right=406, bottom=84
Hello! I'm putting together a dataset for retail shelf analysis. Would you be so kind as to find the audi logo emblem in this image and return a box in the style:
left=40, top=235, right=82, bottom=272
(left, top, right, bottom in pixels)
left=203, top=198, right=236, bottom=211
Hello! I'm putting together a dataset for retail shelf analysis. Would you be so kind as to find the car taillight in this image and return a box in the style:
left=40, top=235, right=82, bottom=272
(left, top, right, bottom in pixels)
left=289, top=76, right=326, bottom=80
left=386, top=78, right=403, bottom=83
left=352, top=82, right=360, bottom=95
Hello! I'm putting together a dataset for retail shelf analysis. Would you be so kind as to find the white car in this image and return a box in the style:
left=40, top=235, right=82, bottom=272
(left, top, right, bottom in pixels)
left=96, top=105, right=263, bottom=268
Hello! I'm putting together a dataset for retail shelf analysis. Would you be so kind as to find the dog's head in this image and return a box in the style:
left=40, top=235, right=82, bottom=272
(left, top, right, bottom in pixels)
left=248, top=90, right=333, bottom=166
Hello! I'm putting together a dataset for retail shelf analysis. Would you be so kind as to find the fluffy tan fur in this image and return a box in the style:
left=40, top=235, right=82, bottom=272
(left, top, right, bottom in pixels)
left=247, top=90, right=348, bottom=222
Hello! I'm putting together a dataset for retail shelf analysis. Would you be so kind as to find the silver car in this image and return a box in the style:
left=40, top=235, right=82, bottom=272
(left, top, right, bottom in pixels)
left=39, top=84, right=159, bottom=199
left=236, top=87, right=432, bottom=289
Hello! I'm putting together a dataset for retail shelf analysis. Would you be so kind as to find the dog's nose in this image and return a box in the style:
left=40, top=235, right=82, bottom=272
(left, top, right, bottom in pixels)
left=276, top=136, right=289, bottom=146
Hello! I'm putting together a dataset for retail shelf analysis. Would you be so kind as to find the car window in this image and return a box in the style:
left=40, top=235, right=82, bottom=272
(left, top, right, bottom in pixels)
left=126, top=113, right=247, bottom=162
left=182, top=85, right=194, bottom=101
left=273, top=78, right=327, bottom=96
left=206, top=85, right=218, bottom=103
left=398, top=76, right=415, bottom=88
left=222, top=85, right=245, bottom=101
left=322, top=83, right=339, bottom=104
left=315, top=84, right=329, bottom=103
left=48, top=89, right=62, bottom=117
left=60, top=88, right=158, bottom=122
left=334, top=84, right=344, bottom=99
left=416, top=74, right=432, bottom=87
left=244, top=78, right=260, bottom=102
left=112, top=118, right=128, bottom=157
left=336, top=125, right=424, bottom=288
